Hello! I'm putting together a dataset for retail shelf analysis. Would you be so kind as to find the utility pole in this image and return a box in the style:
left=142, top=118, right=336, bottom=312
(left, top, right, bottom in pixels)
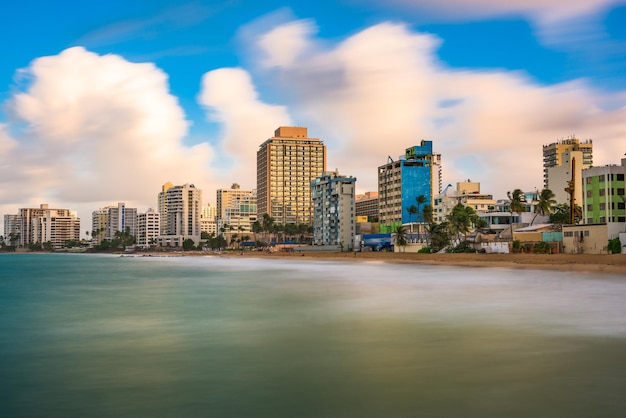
left=564, top=157, right=576, bottom=224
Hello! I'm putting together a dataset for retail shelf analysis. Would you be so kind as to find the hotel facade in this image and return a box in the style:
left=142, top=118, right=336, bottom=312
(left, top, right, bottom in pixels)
left=257, top=127, right=326, bottom=225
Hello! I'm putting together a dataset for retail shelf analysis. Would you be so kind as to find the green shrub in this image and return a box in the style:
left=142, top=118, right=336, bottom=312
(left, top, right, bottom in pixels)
left=608, top=237, right=622, bottom=254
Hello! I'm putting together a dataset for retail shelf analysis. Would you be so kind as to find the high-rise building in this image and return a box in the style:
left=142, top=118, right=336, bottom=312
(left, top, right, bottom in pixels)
left=137, top=208, right=160, bottom=247
left=377, top=141, right=441, bottom=226
left=157, top=181, right=173, bottom=235
left=257, top=127, right=326, bottom=225
left=91, top=203, right=137, bottom=244
left=543, top=137, right=593, bottom=204
left=312, top=170, right=356, bottom=248
left=6, top=204, right=80, bottom=250
left=159, top=183, right=202, bottom=246
left=582, top=158, right=626, bottom=224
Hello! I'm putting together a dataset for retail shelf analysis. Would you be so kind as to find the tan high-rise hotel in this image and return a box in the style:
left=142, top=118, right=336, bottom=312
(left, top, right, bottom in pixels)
left=257, top=127, right=326, bottom=225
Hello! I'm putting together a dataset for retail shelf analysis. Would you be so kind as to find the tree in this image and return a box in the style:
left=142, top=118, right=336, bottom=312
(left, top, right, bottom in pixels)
left=394, top=225, right=408, bottom=252
left=447, top=204, right=474, bottom=244
left=507, top=189, right=525, bottom=220
left=406, top=204, right=418, bottom=235
left=416, top=195, right=427, bottom=222
left=550, top=203, right=582, bottom=224
left=182, top=239, right=196, bottom=251
left=531, top=188, right=557, bottom=225
left=422, top=204, right=434, bottom=224
left=427, top=222, right=450, bottom=252
left=8, top=232, right=20, bottom=247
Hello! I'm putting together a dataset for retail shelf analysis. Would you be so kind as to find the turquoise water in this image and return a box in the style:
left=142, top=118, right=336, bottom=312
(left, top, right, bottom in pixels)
left=1, top=253, right=625, bottom=417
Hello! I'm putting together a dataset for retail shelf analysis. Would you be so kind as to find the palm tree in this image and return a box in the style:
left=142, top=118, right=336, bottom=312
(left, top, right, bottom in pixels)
left=394, top=225, right=408, bottom=252
left=531, top=188, right=556, bottom=225
left=416, top=195, right=427, bottom=222
left=422, top=204, right=434, bottom=224
left=407, top=205, right=418, bottom=234
left=507, top=189, right=525, bottom=222
left=447, top=204, right=473, bottom=244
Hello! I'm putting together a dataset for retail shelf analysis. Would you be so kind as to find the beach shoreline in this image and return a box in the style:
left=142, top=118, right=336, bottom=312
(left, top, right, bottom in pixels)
left=135, top=250, right=626, bottom=275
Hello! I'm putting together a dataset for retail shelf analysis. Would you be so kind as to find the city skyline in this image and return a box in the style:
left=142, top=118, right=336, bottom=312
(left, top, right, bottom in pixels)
left=1, top=1, right=625, bottom=235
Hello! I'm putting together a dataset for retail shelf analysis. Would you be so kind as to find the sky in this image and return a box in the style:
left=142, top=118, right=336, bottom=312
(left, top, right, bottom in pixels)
left=1, top=0, right=626, bottom=236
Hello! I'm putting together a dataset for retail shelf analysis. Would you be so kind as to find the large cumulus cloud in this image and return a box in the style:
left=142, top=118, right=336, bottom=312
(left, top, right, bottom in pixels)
left=2, top=47, right=215, bottom=227
left=213, top=19, right=626, bottom=196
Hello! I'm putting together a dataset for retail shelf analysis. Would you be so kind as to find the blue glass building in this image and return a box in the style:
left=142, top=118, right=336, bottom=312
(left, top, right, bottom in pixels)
left=377, top=140, right=441, bottom=227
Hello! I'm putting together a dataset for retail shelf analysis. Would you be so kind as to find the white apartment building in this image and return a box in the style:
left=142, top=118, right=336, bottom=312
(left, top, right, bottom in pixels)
left=137, top=208, right=160, bottom=247
left=158, top=183, right=202, bottom=246
left=91, top=202, right=137, bottom=244
left=312, top=170, right=356, bottom=249
left=6, top=204, right=80, bottom=250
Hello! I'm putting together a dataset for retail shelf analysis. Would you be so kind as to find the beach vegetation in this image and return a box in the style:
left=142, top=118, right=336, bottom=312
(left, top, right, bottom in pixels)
left=608, top=237, right=622, bottom=254
left=532, top=189, right=557, bottom=225
left=394, top=225, right=408, bottom=251
left=446, top=240, right=474, bottom=253
left=182, top=239, right=196, bottom=251
left=427, top=222, right=450, bottom=252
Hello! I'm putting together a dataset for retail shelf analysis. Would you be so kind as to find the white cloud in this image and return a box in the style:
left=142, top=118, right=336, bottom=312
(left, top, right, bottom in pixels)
left=1, top=47, right=216, bottom=233
left=197, top=67, right=292, bottom=189
left=357, top=0, right=626, bottom=46
left=235, top=20, right=626, bottom=197
left=257, top=19, right=318, bottom=68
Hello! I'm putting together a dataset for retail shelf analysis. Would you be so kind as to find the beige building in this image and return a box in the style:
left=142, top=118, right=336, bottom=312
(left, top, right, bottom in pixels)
left=216, top=184, right=254, bottom=221
left=355, top=192, right=379, bottom=221
left=543, top=137, right=593, bottom=204
left=434, top=181, right=495, bottom=222
left=257, top=127, right=326, bottom=225
left=200, top=204, right=218, bottom=236
left=91, top=203, right=137, bottom=244
left=561, top=223, right=623, bottom=254
left=157, top=182, right=174, bottom=235
left=7, top=204, right=80, bottom=249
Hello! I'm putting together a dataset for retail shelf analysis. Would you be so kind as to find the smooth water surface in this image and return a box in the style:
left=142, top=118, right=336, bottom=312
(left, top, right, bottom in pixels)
left=1, top=253, right=625, bottom=417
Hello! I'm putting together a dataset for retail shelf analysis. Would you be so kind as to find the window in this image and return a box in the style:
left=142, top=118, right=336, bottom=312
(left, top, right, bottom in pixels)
left=618, top=188, right=625, bottom=196
left=619, top=217, right=626, bottom=222
left=599, top=189, right=605, bottom=196
left=599, top=175, right=605, bottom=182
left=586, top=177, right=592, bottom=184
left=587, top=191, right=593, bottom=198
left=587, top=204, right=593, bottom=211
left=599, top=203, right=606, bottom=210
left=599, top=217, right=606, bottom=223
left=617, top=174, right=625, bottom=181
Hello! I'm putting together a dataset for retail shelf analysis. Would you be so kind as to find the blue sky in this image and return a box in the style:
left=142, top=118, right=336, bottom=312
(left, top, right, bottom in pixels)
left=1, top=0, right=625, bottom=230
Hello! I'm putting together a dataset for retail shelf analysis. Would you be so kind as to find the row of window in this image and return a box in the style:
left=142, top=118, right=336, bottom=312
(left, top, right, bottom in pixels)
left=586, top=188, right=625, bottom=197
left=586, top=174, right=625, bottom=183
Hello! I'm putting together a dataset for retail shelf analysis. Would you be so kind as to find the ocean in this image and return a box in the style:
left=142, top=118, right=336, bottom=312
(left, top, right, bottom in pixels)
left=1, top=253, right=625, bottom=417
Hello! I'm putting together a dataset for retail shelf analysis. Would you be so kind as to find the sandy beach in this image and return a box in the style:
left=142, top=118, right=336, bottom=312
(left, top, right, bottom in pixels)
left=158, top=249, right=626, bottom=275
